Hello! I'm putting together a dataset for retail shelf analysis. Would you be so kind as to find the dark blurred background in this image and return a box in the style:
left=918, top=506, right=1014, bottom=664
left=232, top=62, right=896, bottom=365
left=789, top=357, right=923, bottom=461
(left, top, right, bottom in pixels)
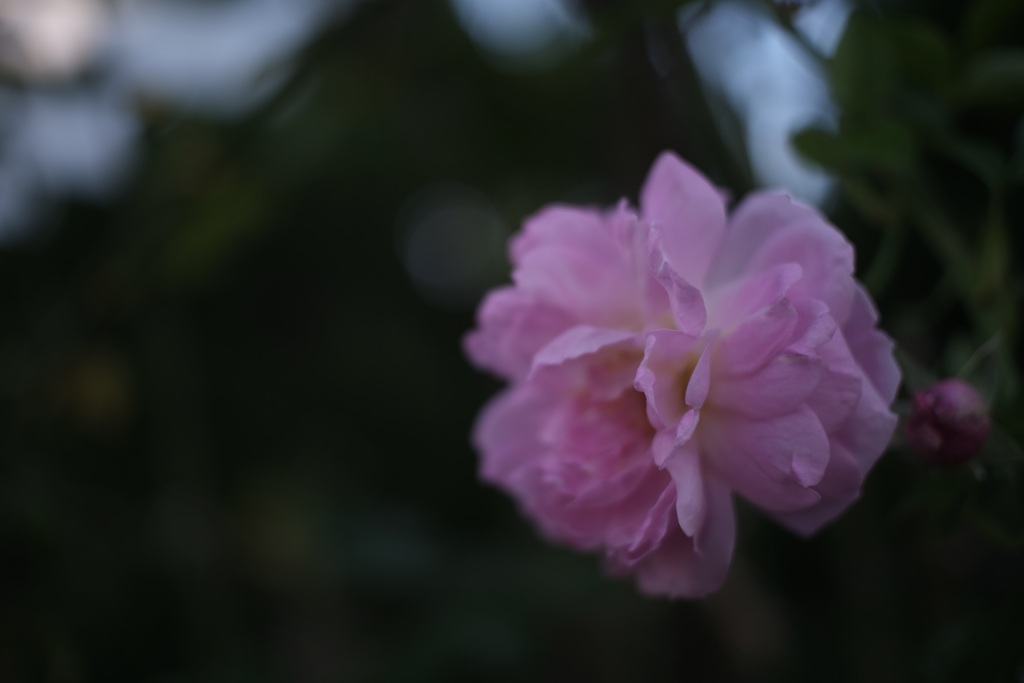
left=1, top=0, right=1023, bottom=681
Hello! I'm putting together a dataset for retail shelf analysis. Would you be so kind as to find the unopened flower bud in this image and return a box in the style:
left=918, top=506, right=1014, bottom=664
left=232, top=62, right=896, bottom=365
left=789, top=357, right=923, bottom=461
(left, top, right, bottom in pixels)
left=906, top=379, right=991, bottom=466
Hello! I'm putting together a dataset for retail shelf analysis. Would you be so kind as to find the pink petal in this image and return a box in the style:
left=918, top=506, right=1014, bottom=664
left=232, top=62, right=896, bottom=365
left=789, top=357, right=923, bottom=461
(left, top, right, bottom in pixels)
left=463, top=287, right=574, bottom=380
left=649, top=413, right=701, bottom=469
left=663, top=443, right=705, bottom=537
left=768, top=441, right=863, bottom=536
left=610, top=200, right=671, bottom=325
left=806, top=333, right=863, bottom=431
left=640, top=151, right=728, bottom=288
left=685, top=340, right=715, bottom=409
left=618, top=483, right=676, bottom=563
left=842, top=284, right=900, bottom=404
left=635, top=329, right=699, bottom=429
left=511, top=205, right=643, bottom=329
left=648, top=230, right=708, bottom=336
left=702, top=406, right=829, bottom=511
left=833, top=376, right=899, bottom=474
left=676, top=409, right=700, bottom=444
left=568, top=453, right=653, bottom=509
left=706, top=191, right=826, bottom=287
left=651, top=428, right=676, bottom=468
left=623, top=473, right=735, bottom=598
left=715, top=300, right=798, bottom=375
left=706, top=262, right=803, bottom=330
left=530, top=325, right=641, bottom=399
left=787, top=298, right=837, bottom=356
left=511, top=205, right=612, bottom=266
left=747, top=222, right=856, bottom=324
left=473, top=385, right=551, bottom=484
left=513, top=247, right=635, bottom=329
left=709, top=351, right=823, bottom=418
left=545, top=460, right=662, bottom=547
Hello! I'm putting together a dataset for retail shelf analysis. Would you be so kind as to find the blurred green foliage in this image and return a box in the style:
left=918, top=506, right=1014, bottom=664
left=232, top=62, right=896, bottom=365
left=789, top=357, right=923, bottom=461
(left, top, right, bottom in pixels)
left=0, top=0, right=1023, bottom=682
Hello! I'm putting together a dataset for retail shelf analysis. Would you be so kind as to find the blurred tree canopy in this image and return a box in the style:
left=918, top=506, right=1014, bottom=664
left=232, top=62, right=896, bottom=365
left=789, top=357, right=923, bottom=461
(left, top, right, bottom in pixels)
left=0, top=0, right=1022, bottom=681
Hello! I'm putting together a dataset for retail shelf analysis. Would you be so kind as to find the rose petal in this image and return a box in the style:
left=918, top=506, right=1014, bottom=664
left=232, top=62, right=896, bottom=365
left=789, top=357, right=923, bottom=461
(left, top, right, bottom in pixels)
left=511, top=205, right=612, bottom=265
left=663, top=442, right=705, bottom=537
left=648, top=229, right=708, bottom=335
left=806, top=333, right=863, bottom=431
left=685, top=340, right=715, bottom=409
left=768, top=441, right=863, bottom=536
left=709, top=351, right=823, bottom=418
left=474, top=385, right=551, bottom=484
left=715, top=300, right=798, bottom=374
left=641, top=151, right=728, bottom=288
left=842, top=284, right=900, bottom=404
left=706, top=191, right=833, bottom=288
left=702, top=406, right=829, bottom=511
left=530, top=325, right=641, bottom=399
left=747, top=222, right=856, bottom=323
left=464, top=286, right=574, bottom=380
left=635, top=329, right=700, bottom=429
left=622, top=473, right=735, bottom=598
left=833, top=376, right=899, bottom=474
left=512, top=205, right=644, bottom=329
left=706, top=262, right=803, bottom=330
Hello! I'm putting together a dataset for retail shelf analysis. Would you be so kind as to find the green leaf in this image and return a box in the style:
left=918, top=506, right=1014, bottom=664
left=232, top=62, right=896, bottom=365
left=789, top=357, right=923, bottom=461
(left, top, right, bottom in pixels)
left=956, top=49, right=1024, bottom=107
left=982, top=427, right=1024, bottom=466
left=162, top=178, right=270, bottom=287
left=962, top=0, right=1024, bottom=54
left=1008, top=117, right=1024, bottom=185
left=792, top=121, right=916, bottom=173
left=896, top=347, right=937, bottom=394
left=888, top=21, right=954, bottom=90
left=956, top=334, right=1001, bottom=404
left=934, top=138, right=1005, bottom=187
left=829, top=13, right=895, bottom=112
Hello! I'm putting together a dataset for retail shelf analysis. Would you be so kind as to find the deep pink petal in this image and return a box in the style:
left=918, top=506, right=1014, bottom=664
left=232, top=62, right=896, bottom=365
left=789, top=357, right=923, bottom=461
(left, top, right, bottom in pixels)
left=641, top=151, right=728, bottom=288
left=702, top=406, right=829, bottom=511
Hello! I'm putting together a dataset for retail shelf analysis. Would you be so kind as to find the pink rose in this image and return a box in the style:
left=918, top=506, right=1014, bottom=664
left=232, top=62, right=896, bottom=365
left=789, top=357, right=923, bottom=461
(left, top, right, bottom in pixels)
left=465, top=152, right=900, bottom=597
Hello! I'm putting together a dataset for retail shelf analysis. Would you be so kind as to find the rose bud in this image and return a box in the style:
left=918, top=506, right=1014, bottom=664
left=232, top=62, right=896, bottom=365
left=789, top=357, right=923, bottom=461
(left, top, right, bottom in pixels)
left=906, top=379, right=991, bottom=466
